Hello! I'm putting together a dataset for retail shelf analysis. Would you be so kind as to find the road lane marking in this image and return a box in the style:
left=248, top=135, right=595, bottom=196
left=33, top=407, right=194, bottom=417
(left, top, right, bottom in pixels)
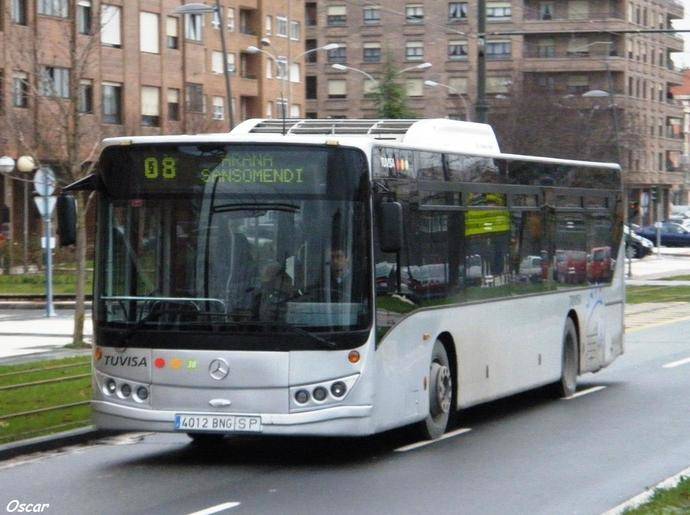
left=662, top=357, right=690, bottom=369
left=394, top=427, right=471, bottom=452
left=187, top=502, right=241, bottom=515
left=562, top=385, right=606, bottom=400
left=626, top=314, right=690, bottom=334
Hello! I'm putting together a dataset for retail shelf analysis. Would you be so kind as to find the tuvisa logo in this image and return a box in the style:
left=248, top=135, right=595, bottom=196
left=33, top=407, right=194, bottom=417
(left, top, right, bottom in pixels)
left=103, top=355, right=148, bottom=367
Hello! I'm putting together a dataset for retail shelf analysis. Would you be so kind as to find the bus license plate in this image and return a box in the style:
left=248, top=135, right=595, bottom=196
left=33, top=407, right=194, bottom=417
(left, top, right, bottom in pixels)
left=174, top=414, right=262, bottom=433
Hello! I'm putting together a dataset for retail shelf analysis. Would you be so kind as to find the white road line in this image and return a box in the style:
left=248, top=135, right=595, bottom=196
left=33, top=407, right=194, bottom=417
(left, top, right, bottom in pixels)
left=187, top=502, right=241, bottom=515
left=394, top=427, right=472, bottom=452
left=662, top=357, right=690, bottom=369
left=562, top=385, right=606, bottom=400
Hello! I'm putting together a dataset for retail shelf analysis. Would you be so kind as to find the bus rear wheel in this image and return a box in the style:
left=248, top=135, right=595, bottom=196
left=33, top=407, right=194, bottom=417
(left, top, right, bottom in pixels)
left=551, top=318, right=579, bottom=398
left=415, top=340, right=454, bottom=440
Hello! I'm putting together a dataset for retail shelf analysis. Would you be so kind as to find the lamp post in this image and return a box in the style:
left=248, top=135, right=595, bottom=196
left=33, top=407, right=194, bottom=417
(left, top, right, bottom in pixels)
left=0, top=155, right=36, bottom=273
left=424, top=80, right=471, bottom=121
left=174, top=2, right=235, bottom=129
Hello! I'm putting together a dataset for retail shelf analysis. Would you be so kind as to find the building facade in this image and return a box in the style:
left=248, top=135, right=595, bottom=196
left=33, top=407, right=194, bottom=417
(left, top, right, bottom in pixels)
left=305, top=0, right=686, bottom=224
left=0, top=0, right=305, bottom=269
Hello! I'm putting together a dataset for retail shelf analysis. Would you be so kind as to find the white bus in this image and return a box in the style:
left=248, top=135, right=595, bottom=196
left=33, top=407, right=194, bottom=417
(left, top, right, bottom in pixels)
left=61, top=119, right=624, bottom=441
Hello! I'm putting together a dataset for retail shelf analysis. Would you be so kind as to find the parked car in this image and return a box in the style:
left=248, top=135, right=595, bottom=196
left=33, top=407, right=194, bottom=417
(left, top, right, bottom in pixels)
left=636, top=222, right=690, bottom=247
left=587, top=246, right=613, bottom=283
left=624, top=225, right=653, bottom=258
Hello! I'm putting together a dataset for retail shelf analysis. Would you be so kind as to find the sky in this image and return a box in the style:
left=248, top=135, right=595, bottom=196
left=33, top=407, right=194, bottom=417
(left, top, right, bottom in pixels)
left=671, top=0, right=690, bottom=68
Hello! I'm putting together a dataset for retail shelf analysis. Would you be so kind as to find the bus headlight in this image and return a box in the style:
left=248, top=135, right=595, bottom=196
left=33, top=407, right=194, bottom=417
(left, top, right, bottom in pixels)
left=136, top=386, right=149, bottom=401
left=104, top=379, right=117, bottom=395
left=312, top=386, right=328, bottom=402
left=295, top=389, right=310, bottom=404
left=330, top=381, right=347, bottom=398
left=119, top=383, right=131, bottom=398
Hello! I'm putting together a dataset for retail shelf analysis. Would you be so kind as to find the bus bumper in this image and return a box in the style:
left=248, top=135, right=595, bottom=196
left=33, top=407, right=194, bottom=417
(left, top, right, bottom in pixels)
left=92, top=400, right=375, bottom=436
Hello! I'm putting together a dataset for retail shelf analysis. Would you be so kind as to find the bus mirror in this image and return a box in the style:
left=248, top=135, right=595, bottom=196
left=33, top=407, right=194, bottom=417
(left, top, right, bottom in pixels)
left=380, top=202, right=403, bottom=253
left=57, top=195, right=77, bottom=247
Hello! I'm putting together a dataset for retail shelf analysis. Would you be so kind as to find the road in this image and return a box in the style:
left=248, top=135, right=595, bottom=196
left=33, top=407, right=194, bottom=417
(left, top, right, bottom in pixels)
left=1, top=319, right=690, bottom=515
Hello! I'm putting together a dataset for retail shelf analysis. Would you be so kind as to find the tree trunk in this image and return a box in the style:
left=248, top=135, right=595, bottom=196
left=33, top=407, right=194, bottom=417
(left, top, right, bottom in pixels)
left=72, top=191, right=88, bottom=345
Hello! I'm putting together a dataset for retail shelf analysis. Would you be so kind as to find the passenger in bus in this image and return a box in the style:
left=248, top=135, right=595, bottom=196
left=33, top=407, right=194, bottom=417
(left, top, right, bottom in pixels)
left=330, top=247, right=352, bottom=302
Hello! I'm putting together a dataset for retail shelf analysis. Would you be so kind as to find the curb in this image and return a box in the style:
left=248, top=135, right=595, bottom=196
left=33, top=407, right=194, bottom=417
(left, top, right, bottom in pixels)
left=602, top=465, right=690, bottom=514
left=0, top=426, right=118, bottom=461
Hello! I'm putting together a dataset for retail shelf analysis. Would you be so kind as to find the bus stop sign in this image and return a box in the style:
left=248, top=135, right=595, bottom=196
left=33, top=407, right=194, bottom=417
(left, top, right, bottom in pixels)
left=33, top=166, right=56, bottom=197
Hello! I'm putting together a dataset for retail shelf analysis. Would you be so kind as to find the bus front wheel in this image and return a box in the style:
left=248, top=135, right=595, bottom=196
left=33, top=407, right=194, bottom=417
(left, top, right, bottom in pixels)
left=415, top=340, right=454, bottom=440
left=551, top=318, right=579, bottom=398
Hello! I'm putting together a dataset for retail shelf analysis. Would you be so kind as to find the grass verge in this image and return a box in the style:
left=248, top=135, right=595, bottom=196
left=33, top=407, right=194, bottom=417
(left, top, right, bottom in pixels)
left=0, top=273, right=93, bottom=296
left=623, top=476, right=690, bottom=514
left=0, top=356, right=92, bottom=445
left=626, top=285, right=690, bottom=304
left=661, top=275, right=690, bottom=281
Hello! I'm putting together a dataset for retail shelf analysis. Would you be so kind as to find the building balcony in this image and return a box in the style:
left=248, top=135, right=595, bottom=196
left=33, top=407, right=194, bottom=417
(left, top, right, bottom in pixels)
left=666, top=1, right=684, bottom=20
left=522, top=56, right=626, bottom=73
left=523, top=4, right=624, bottom=22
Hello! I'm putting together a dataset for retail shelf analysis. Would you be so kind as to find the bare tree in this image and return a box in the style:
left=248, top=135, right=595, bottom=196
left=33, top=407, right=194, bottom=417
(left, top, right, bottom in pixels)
left=3, top=7, right=110, bottom=346
left=489, top=90, right=642, bottom=165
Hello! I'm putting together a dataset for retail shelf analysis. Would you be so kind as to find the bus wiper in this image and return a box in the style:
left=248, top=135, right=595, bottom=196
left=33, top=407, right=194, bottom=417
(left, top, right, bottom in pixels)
left=234, top=321, right=337, bottom=348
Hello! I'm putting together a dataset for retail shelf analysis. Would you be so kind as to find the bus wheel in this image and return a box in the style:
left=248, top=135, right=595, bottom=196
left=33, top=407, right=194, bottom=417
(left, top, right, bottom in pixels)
left=416, top=340, right=453, bottom=440
left=551, top=318, right=579, bottom=398
left=187, top=433, right=225, bottom=445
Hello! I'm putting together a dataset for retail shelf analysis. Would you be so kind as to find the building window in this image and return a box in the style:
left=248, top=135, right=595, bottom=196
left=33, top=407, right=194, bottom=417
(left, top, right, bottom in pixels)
left=536, top=38, right=556, bottom=57
left=537, top=75, right=555, bottom=91
left=448, top=77, right=468, bottom=94
left=290, top=104, right=301, bottom=118
left=102, top=82, right=123, bottom=124
left=141, top=86, right=160, bottom=127
left=212, top=51, right=224, bottom=74
left=406, top=79, right=424, bottom=97
left=212, top=96, right=224, bottom=120
left=186, top=83, right=204, bottom=112
left=78, top=79, right=93, bottom=113
left=40, top=66, right=69, bottom=98
left=566, top=75, right=589, bottom=94
left=276, top=58, right=288, bottom=80
left=363, top=43, right=381, bottom=63
left=227, top=8, right=235, bottom=31
left=539, top=2, right=554, bottom=20
left=11, top=0, right=28, bottom=25
left=486, top=40, right=511, bottom=59
left=327, top=45, right=347, bottom=63
left=166, top=17, right=179, bottom=49
left=327, top=6, right=347, bottom=26
left=167, top=89, right=180, bottom=121
left=328, top=79, right=347, bottom=98
left=406, top=4, right=424, bottom=23
left=448, top=40, right=468, bottom=60
left=306, top=2, right=317, bottom=26
left=290, top=20, right=301, bottom=40
left=364, top=78, right=379, bottom=96
left=290, top=63, right=300, bottom=83
left=405, top=41, right=424, bottom=61
left=266, top=58, right=273, bottom=78
left=568, top=0, right=589, bottom=20
left=566, top=37, right=589, bottom=56
left=276, top=16, right=288, bottom=37
left=77, top=1, right=92, bottom=35
left=486, top=76, right=511, bottom=94
left=12, top=72, right=29, bottom=108
left=276, top=99, right=287, bottom=117
left=486, top=2, right=511, bottom=20
left=306, top=112, right=317, bottom=119
left=306, top=76, right=317, bottom=99
left=305, top=39, right=317, bottom=63
left=363, top=6, right=380, bottom=24
left=101, top=5, right=122, bottom=48
left=449, top=2, right=468, bottom=21
left=266, top=101, right=274, bottom=118
left=265, top=15, right=272, bottom=35
left=185, top=13, right=203, bottom=42
left=38, top=0, right=68, bottom=18
left=140, top=12, right=160, bottom=54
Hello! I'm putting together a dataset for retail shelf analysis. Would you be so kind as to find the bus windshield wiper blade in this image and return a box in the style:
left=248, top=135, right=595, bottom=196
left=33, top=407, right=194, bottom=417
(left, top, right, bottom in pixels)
left=234, top=321, right=337, bottom=348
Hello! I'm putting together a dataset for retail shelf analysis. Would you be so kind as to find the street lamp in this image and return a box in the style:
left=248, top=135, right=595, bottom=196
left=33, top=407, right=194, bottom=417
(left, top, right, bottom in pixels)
left=424, top=80, right=471, bottom=121
left=331, top=63, right=376, bottom=82
left=0, top=155, right=36, bottom=273
left=174, top=2, right=235, bottom=129
left=397, top=62, right=432, bottom=75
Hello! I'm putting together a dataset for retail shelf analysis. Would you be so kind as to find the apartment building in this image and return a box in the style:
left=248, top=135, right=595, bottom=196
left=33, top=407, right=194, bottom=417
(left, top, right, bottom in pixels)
left=305, top=0, right=686, bottom=224
left=0, top=0, right=305, bottom=265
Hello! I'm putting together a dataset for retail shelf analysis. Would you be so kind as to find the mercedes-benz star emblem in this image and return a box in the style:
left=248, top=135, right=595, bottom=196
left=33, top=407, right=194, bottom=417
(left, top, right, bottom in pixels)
left=208, top=358, right=230, bottom=380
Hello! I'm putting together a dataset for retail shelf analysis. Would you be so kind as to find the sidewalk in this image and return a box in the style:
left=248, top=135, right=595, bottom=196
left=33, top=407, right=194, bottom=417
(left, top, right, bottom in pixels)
left=0, top=309, right=92, bottom=362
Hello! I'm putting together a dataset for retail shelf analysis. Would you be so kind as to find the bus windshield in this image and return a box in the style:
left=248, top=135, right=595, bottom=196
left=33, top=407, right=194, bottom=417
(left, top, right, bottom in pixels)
left=96, top=144, right=371, bottom=340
